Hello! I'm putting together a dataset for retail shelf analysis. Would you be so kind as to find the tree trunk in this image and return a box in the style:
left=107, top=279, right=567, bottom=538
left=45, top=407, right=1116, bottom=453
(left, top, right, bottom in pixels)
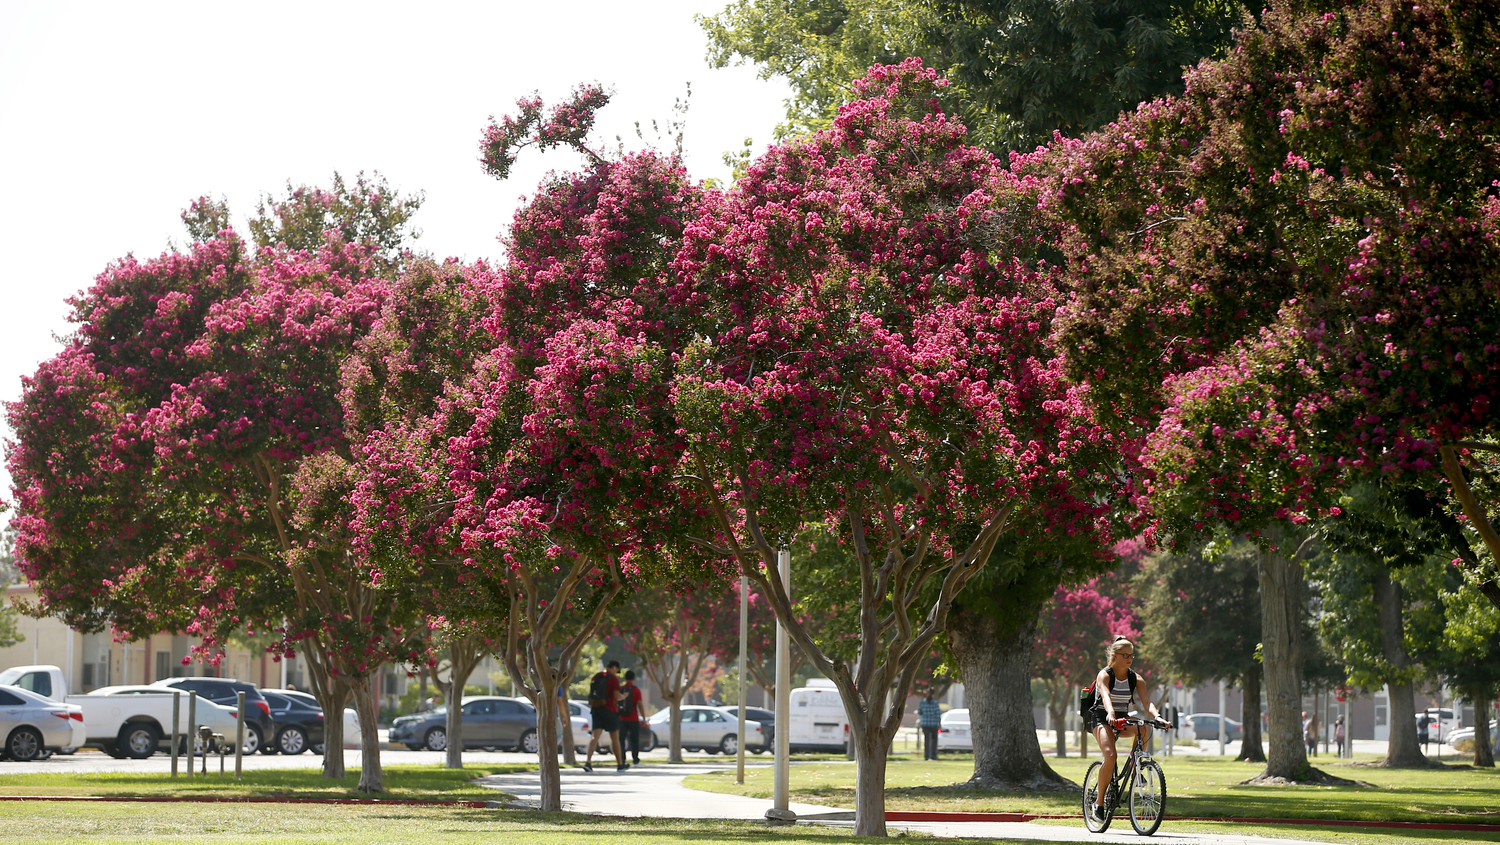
left=303, top=654, right=349, bottom=779
left=850, top=718, right=892, bottom=837
left=1474, top=695, right=1495, bottom=768
left=350, top=676, right=384, bottom=793
left=1250, top=545, right=1311, bottom=782
left=946, top=598, right=1073, bottom=790
left=1237, top=665, right=1266, bottom=762
left=534, top=680, right=564, bottom=811
left=1049, top=699, right=1068, bottom=758
left=1374, top=566, right=1430, bottom=767
left=560, top=705, right=578, bottom=765
left=668, top=696, right=683, bottom=763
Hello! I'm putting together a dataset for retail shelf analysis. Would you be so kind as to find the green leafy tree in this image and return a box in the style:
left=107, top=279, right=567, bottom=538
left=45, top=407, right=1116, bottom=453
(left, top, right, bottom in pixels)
left=0, top=526, right=24, bottom=649
left=1437, top=583, right=1500, bottom=767
left=699, top=0, right=1242, bottom=150
left=1135, top=541, right=1266, bottom=761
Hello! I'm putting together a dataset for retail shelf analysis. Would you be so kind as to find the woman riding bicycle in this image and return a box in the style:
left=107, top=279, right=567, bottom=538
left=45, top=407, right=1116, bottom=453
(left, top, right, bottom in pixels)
left=1086, top=636, right=1167, bottom=821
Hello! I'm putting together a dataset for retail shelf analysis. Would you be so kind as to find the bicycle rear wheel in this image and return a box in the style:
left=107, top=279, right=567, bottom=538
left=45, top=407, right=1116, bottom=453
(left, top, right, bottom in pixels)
left=1129, top=758, right=1166, bottom=835
left=1082, top=761, right=1111, bottom=832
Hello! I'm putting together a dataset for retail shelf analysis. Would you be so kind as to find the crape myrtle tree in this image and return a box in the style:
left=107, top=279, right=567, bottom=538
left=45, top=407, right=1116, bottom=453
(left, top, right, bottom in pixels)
left=610, top=571, right=736, bottom=761
left=6, top=178, right=423, bottom=789
left=673, top=61, right=1124, bottom=835
left=1046, top=0, right=1500, bottom=780
left=1032, top=577, right=1138, bottom=759
left=351, top=87, right=712, bottom=811
left=1134, top=540, right=1267, bottom=761
left=342, top=257, right=510, bottom=769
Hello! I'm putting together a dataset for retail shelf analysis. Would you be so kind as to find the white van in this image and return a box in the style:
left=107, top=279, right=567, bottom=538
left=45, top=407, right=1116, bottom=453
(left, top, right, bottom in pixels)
left=786, top=679, right=849, bottom=752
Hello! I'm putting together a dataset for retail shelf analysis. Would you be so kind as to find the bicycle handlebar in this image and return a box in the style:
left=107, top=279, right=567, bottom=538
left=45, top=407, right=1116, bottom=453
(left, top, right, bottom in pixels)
left=1112, top=716, right=1172, bottom=730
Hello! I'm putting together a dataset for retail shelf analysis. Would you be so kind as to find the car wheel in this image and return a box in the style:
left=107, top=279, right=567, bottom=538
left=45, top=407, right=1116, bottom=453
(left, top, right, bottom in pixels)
left=277, top=725, right=309, bottom=755
left=517, top=729, right=539, bottom=754
left=7, top=727, right=44, bottom=762
left=720, top=734, right=738, bottom=755
left=424, top=727, right=447, bottom=752
left=641, top=732, right=657, bottom=753
left=118, top=723, right=159, bottom=759
left=240, top=724, right=262, bottom=755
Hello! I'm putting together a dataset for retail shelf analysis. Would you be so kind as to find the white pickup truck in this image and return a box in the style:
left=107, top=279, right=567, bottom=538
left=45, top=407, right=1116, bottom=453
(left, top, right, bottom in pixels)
left=0, top=665, right=241, bottom=758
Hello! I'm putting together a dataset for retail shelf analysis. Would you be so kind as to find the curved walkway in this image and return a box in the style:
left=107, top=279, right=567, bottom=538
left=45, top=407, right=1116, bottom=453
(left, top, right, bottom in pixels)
left=475, top=763, right=1342, bottom=844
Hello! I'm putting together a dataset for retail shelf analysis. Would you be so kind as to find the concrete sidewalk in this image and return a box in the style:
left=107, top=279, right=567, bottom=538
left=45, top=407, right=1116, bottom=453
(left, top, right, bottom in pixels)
left=476, top=762, right=1342, bottom=843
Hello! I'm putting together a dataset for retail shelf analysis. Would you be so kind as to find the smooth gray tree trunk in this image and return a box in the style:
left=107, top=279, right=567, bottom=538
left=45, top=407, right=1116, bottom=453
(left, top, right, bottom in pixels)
left=351, top=677, right=384, bottom=793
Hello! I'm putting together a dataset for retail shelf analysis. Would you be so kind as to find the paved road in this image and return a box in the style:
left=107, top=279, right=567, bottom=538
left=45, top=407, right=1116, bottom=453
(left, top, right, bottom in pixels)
left=477, top=762, right=1343, bottom=844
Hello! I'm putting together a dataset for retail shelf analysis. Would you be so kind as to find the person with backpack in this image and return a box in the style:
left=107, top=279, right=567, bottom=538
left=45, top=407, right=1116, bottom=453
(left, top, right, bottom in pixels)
left=584, top=660, right=629, bottom=772
left=1082, top=636, right=1168, bottom=822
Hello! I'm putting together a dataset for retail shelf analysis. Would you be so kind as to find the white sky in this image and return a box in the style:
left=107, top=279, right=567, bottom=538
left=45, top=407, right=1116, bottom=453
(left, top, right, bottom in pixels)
left=0, top=1, right=795, bottom=518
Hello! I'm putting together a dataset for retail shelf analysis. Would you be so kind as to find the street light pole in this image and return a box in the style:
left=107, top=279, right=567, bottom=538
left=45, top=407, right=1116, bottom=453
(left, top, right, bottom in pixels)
left=736, top=574, right=748, bottom=784
left=767, top=549, right=795, bottom=822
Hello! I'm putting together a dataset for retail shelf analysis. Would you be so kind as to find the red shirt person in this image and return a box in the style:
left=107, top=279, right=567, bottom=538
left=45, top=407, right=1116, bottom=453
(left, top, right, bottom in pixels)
left=619, top=669, right=646, bottom=764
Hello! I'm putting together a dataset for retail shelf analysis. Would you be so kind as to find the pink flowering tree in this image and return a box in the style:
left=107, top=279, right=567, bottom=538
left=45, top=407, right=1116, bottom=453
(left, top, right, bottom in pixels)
left=1032, top=580, right=1138, bottom=757
left=341, top=257, right=512, bottom=769
left=6, top=179, right=423, bottom=790
left=674, top=61, right=1123, bottom=835
left=350, top=87, right=712, bottom=810
left=610, top=572, right=739, bottom=762
left=1046, top=0, right=1500, bottom=781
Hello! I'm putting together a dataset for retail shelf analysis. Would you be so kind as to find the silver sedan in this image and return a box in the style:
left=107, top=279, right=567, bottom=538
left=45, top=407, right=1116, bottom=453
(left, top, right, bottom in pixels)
left=0, top=684, right=84, bottom=761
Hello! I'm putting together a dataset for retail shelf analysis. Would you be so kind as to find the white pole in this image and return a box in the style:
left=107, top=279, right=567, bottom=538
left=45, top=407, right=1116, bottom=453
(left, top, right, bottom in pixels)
left=736, top=574, right=748, bottom=784
left=1218, top=680, right=1227, bottom=756
left=768, top=549, right=794, bottom=822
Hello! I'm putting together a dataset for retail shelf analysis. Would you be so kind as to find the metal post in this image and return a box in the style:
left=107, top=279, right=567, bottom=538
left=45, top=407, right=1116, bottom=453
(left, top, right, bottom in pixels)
left=736, top=574, right=748, bottom=784
left=187, top=692, right=197, bottom=780
left=767, top=549, right=794, bottom=822
left=235, top=690, right=246, bottom=779
left=170, top=691, right=181, bottom=778
left=1217, top=680, right=1227, bottom=756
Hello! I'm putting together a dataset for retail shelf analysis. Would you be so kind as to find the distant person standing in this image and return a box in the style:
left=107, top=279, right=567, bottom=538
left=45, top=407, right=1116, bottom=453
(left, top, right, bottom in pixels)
left=1334, top=715, right=1346, bottom=757
left=620, top=670, right=646, bottom=765
left=918, top=690, right=943, bottom=760
left=1305, top=712, right=1318, bottom=756
left=584, top=660, right=629, bottom=772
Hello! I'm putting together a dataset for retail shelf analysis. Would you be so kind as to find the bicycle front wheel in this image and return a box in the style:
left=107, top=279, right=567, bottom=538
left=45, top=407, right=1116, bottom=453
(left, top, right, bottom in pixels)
left=1082, top=761, right=1111, bottom=833
left=1129, top=758, right=1166, bottom=835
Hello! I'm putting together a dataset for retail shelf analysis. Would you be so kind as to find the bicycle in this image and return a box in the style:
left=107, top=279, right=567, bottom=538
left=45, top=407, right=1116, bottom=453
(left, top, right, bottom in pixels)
left=1082, top=715, right=1169, bottom=836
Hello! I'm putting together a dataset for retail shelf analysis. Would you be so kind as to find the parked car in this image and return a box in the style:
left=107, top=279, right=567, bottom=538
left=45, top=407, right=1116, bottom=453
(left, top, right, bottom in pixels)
left=0, top=666, right=240, bottom=758
left=388, top=696, right=539, bottom=753
left=937, top=708, right=971, bottom=751
left=1446, top=720, right=1496, bottom=754
left=261, top=689, right=360, bottom=755
left=150, top=677, right=275, bottom=754
left=88, top=684, right=244, bottom=755
left=563, top=699, right=599, bottom=753
left=645, top=704, right=764, bottom=755
left=0, top=684, right=85, bottom=761
left=717, top=705, right=775, bottom=752
left=1182, top=712, right=1243, bottom=742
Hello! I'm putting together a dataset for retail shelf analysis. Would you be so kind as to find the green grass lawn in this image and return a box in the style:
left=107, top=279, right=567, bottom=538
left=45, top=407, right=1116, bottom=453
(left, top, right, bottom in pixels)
left=686, top=753, right=1500, bottom=829
left=0, top=763, right=534, bottom=800
left=0, top=804, right=966, bottom=845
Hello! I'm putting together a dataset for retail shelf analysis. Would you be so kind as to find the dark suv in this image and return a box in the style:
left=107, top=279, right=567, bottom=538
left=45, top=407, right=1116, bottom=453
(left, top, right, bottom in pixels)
left=151, top=677, right=276, bottom=754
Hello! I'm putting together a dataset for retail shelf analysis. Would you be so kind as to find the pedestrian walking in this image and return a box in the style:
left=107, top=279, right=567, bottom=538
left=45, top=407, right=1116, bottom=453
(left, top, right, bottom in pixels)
left=918, top=690, right=943, bottom=760
left=584, top=660, right=629, bottom=772
left=1305, top=712, right=1318, bottom=756
left=620, top=670, right=645, bottom=765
